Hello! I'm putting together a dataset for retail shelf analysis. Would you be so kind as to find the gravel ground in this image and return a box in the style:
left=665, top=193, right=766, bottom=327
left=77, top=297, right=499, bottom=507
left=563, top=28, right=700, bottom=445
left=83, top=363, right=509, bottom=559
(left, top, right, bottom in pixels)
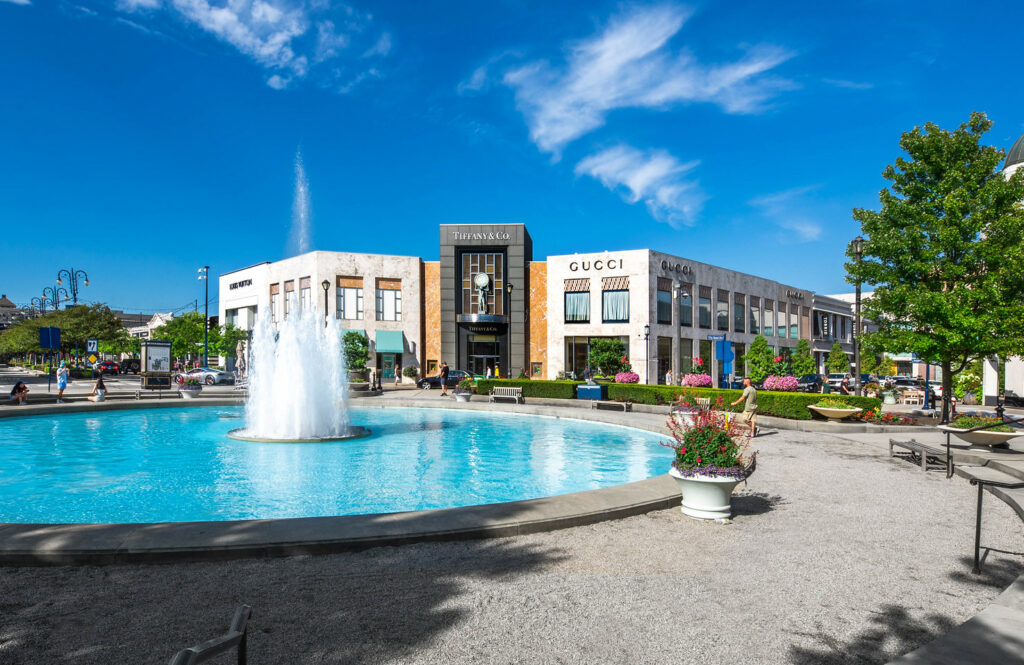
left=1, top=430, right=1022, bottom=665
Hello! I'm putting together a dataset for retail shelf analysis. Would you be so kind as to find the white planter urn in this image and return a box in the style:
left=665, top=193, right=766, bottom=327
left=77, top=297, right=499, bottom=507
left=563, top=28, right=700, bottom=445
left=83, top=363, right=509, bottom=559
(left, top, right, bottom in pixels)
left=179, top=386, right=202, bottom=399
left=936, top=425, right=1020, bottom=447
left=668, top=467, right=744, bottom=520
left=454, top=392, right=472, bottom=403
left=807, top=405, right=862, bottom=422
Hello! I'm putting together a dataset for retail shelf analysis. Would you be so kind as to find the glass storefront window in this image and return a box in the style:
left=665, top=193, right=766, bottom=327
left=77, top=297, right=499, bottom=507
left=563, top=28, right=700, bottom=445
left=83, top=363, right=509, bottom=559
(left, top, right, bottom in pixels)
left=698, top=295, right=711, bottom=329
left=716, top=291, right=729, bottom=331
left=733, top=295, right=745, bottom=333
left=790, top=305, right=798, bottom=339
left=656, top=289, right=671, bottom=324
left=764, top=299, right=774, bottom=336
left=679, top=287, right=693, bottom=327
left=602, top=290, right=629, bottom=323
left=565, top=292, right=590, bottom=323
left=680, top=339, right=693, bottom=373
left=699, top=340, right=712, bottom=371
left=461, top=252, right=504, bottom=315
left=749, top=298, right=760, bottom=335
left=733, top=342, right=746, bottom=376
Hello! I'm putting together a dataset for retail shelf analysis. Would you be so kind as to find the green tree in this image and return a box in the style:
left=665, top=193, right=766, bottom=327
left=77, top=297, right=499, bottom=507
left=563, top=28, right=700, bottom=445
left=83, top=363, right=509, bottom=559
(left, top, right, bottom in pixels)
left=342, top=331, right=369, bottom=370
left=153, top=311, right=206, bottom=359
left=51, top=304, right=122, bottom=354
left=791, top=339, right=815, bottom=376
left=847, top=112, right=1024, bottom=421
left=99, top=327, right=140, bottom=357
left=743, top=335, right=774, bottom=382
left=216, top=324, right=249, bottom=358
left=587, top=337, right=628, bottom=376
left=858, top=338, right=880, bottom=376
left=826, top=342, right=851, bottom=374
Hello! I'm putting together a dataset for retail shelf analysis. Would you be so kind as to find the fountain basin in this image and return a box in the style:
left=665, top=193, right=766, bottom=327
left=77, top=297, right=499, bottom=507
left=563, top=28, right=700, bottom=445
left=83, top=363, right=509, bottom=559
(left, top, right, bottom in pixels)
left=226, top=426, right=372, bottom=443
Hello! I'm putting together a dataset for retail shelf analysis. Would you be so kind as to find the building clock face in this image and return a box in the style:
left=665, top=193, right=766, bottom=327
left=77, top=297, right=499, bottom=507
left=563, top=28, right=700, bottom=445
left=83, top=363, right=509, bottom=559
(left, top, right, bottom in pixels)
left=474, top=272, right=490, bottom=289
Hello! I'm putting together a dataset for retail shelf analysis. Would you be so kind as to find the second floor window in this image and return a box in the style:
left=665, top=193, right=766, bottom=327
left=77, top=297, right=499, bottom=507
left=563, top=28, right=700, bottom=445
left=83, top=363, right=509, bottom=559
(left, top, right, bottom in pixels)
left=602, top=290, right=629, bottom=323
left=733, top=295, right=745, bottom=333
left=656, top=288, right=672, bottom=324
left=337, top=287, right=363, bottom=320
left=565, top=292, right=590, bottom=323
left=376, top=288, right=402, bottom=321
left=679, top=285, right=693, bottom=327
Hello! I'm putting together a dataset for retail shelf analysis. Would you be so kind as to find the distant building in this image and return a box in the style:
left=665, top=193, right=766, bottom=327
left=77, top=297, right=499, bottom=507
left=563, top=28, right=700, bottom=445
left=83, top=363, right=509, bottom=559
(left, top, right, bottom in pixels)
left=0, top=295, right=40, bottom=331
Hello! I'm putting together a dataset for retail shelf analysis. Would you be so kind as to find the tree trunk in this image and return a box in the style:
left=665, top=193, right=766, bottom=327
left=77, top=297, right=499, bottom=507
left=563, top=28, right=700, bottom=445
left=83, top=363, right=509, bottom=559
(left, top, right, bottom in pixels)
left=941, top=360, right=953, bottom=423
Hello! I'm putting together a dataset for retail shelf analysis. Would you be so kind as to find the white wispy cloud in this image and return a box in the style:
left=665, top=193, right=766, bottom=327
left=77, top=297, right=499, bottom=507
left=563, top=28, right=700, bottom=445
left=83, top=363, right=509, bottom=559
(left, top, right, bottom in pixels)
left=575, top=145, right=705, bottom=227
left=749, top=185, right=823, bottom=242
left=823, top=78, right=874, bottom=90
left=0, top=0, right=33, bottom=6
left=112, top=0, right=389, bottom=91
left=503, top=4, right=795, bottom=154
left=457, top=50, right=522, bottom=95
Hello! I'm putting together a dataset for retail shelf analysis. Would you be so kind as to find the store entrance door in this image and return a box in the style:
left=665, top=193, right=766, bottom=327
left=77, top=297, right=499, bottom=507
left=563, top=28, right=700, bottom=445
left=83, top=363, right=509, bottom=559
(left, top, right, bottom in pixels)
left=381, top=354, right=395, bottom=380
left=466, top=334, right=500, bottom=377
left=469, top=355, right=500, bottom=377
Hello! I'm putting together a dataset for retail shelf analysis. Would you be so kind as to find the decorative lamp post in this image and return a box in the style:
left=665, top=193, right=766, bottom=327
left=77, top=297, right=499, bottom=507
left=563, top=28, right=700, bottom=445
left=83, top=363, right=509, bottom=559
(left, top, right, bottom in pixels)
left=321, top=280, right=330, bottom=327
left=505, top=283, right=514, bottom=376
left=42, top=286, right=69, bottom=311
left=850, top=235, right=865, bottom=396
left=31, top=297, right=46, bottom=314
left=643, top=323, right=651, bottom=384
left=198, top=266, right=209, bottom=368
left=56, top=268, right=89, bottom=305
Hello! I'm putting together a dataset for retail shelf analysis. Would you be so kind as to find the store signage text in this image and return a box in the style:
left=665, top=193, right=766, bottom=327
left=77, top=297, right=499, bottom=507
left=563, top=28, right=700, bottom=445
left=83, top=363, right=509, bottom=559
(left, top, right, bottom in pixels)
left=569, top=258, right=621, bottom=271
left=660, top=260, right=692, bottom=275
left=785, top=289, right=804, bottom=299
left=451, top=231, right=512, bottom=241
left=230, top=279, right=253, bottom=290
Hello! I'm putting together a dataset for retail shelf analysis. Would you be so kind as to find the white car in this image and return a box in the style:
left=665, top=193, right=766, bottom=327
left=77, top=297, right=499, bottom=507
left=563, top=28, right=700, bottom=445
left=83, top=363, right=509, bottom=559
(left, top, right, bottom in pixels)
left=177, top=367, right=233, bottom=385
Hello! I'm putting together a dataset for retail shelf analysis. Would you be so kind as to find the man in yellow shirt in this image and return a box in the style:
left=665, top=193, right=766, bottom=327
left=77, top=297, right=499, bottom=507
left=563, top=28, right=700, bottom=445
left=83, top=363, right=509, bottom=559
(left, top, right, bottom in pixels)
left=730, top=377, right=758, bottom=437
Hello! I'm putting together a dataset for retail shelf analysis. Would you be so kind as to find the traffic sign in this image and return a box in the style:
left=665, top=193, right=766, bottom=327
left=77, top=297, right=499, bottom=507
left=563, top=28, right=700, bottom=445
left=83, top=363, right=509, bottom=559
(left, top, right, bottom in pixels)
left=88, top=354, right=98, bottom=364
left=86, top=339, right=98, bottom=353
left=38, top=327, right=61, bottom=350
left=706, top=334, right=725, bottom=342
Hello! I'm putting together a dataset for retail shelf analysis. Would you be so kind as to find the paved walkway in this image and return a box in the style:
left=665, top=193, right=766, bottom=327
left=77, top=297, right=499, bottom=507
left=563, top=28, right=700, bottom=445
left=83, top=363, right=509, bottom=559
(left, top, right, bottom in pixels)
left=1, top=424, right=1021, bottom=664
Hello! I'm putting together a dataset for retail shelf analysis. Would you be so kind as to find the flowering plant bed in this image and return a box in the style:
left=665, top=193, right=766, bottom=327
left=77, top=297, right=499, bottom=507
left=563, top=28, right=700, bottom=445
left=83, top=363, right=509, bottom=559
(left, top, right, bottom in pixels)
left=614, top=371, right=639, bottom=384
left=946, top=415, right=1013, bottom=432
left=814, top=397, right=856, bottom=409
left=763, top=375, right=798, bottom=391
left=662, top=394, right=756, bottom=479
left=857, top=409, right=918, bottom=426
left=454, top=378, right=475, bottom=394
left=680, top=373, right=712, bottom=387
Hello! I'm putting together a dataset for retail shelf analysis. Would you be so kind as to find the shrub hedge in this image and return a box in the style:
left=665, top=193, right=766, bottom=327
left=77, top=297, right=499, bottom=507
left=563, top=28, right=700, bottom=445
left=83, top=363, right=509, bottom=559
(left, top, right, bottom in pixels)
left=606, top=384, right=881, bottom=420
left=473, top=379, right=581, bottom=399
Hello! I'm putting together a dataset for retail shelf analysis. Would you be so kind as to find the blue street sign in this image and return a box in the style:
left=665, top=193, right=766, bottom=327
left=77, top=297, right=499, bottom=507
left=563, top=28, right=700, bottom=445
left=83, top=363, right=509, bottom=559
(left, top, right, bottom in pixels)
left=38, top=327, right=61, bottom=350
left=707, top=334, right=725, bottom=342
left=715, top=340, right=734, bottom=361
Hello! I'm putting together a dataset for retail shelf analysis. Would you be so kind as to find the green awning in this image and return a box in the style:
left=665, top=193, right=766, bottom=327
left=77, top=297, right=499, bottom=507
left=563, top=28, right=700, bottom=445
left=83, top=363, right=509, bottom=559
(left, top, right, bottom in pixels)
left=375, top=330, right=405, bottom=354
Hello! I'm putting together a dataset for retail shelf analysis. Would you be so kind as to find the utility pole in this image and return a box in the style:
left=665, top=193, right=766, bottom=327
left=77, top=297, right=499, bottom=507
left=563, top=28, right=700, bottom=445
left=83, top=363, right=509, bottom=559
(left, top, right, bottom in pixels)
left=198, top=266, right=209, bottom=367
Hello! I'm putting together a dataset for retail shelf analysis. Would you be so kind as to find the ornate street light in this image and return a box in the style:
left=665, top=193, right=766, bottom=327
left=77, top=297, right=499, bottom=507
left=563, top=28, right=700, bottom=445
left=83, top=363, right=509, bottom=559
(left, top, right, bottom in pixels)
left=505, top=282, right=514, bottom=376
left=321, top=279, right=330, bottom=327
left=850, top=235, right=865, bottom=396
left=42, top=286, right=69, bottom=311
left=31, top=297, right=46, bottom=314
left=643, top=323, right=651, bottom=384
left=198, top=266, right=210, bottom=368
left=56, top=268, right=89, bottom=305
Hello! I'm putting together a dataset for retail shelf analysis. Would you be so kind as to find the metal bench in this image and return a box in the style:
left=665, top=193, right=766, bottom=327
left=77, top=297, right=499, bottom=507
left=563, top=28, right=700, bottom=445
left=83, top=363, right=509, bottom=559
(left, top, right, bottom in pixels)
left=955, top=465, right=1024, bottom=573
left=889, top=438, right=953, bottom=477
left=169, top=605, right=252, bottom=665
left=591, top=400, right=632, bottom=412
left=488, top=386, right=524, bottom=404
left=696, top=397, right=711, bottom=411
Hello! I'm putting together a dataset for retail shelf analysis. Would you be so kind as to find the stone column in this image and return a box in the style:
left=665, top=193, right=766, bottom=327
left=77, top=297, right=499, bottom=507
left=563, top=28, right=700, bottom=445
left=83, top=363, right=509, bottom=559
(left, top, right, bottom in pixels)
left=982, top=356, right=999, bottom=407
left=671, top=280, right=681, bottom=385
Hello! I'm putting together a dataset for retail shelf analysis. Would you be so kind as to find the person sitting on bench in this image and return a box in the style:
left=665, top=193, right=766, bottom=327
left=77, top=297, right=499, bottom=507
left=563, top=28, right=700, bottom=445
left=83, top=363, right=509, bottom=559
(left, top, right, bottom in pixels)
left=88, top=376, right=107, bottom=402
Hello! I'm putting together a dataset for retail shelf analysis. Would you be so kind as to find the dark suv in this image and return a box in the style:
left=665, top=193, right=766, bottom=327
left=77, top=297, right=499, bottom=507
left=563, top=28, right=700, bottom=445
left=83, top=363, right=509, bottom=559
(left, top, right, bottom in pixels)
left=796, top=374, right=824, bottom=392
left=418, top=369, right=471, bottom=389
left=120, top=358, right=141, bottom=374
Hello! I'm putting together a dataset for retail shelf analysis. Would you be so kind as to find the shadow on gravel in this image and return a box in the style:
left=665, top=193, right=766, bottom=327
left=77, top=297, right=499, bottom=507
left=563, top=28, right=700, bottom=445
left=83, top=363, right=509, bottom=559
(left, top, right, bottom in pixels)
left=787, top=605, right=958, bottom=665
left=2, top=539, right=567, bottom=665
left=948, top=554, right=1023, bottom=589
left=731, top=492, right=785, bottom=517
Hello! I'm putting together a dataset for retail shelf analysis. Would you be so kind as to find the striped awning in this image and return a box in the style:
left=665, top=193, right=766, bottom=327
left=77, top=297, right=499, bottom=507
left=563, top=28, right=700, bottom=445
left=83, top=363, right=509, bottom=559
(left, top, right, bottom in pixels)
left=601, top=276, right=629, bottom=290
left=564, top=278, right=590, bottom=292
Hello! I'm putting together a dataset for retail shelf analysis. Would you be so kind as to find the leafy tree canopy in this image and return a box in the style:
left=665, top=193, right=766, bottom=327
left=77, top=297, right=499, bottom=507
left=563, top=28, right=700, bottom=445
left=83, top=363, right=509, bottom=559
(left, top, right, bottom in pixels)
left=153, top=311, right=210, bottom=359
left=847, top=112, right=1024, bottom=420
left=743, top=335, right=774, bottom=382
left=587, top=337, right=628, bottom=376
left=826, top=342, right=851, bottom=374
left=791, top=339, right=816, bottom=376
left=342, top=331, right=369, bottom=370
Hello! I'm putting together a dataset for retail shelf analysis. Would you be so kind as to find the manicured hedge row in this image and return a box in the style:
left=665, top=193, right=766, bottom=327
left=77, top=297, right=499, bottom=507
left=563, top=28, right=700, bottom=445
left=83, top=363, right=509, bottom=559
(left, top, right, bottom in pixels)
left=473, top=379, right=581, bottom=399
left=606, top=384, right=881, bottom=420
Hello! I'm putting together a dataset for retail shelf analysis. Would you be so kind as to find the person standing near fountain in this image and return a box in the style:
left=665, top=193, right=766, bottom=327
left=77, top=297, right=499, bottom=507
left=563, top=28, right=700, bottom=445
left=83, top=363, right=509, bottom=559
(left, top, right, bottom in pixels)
left=56, top=361, right=68, bottom=404
left=439, top=362, right=450, bottom=397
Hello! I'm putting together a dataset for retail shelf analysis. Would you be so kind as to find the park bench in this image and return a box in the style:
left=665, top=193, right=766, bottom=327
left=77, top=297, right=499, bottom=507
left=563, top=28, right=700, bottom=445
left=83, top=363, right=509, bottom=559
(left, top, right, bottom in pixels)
left=488, top=386, right=524, bottom=404
left=889, top=438, right=953, bottom=476
left=168, top=605, right=251, bottom=665
left=696, top=397, right=711, bottom=411
left=954, top=464, right=1024, bottom=573
left=591, top=400, right=632, bottom=412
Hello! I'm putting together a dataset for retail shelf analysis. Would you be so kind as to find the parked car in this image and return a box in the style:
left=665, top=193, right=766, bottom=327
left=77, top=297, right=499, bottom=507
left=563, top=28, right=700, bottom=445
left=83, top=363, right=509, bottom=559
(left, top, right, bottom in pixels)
left=926, top=381, right=943, bottom=399
left=176, top=367, right=233, bottom=385
left=796, top=374, right=824, bottom=392
left=826, top=373, right=847, bottom=389
left=892, top=377, right=922, bottom=389
left=93, top=360, right=120, bottom=375
left=418, top=369, right=471, bottom=389
left=120, top=358, right=141, bottom=375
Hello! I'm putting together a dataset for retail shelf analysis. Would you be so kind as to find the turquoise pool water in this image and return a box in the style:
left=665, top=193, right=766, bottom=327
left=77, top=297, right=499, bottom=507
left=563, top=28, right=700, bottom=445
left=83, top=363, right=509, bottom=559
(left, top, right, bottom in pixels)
left=0, top=406, right=671, bottom=523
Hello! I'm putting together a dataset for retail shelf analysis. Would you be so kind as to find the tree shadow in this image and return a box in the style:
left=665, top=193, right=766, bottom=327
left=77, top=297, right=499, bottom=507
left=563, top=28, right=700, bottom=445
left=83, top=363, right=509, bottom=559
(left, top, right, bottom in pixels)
left=787, top=605, right=959, bottom=665
left=948, top=554, right=1023, bottom=589
left=732, top=492, right=785, bottom=517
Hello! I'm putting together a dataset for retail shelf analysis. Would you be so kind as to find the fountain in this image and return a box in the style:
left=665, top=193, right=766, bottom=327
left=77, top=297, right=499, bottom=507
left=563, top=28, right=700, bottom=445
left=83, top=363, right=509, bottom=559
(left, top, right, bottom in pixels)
left=228, top=150, right=369, bottom=442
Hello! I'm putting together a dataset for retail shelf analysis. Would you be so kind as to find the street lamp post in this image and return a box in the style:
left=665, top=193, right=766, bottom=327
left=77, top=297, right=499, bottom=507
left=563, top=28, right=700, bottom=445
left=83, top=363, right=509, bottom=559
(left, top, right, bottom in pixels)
left=31, top=297, right=46, bottom=314
left=198, top=266, right=209, bottom=368
left=643, top=323, right=651, bottom=385
left=321, top=280, right=330, bottom=328
left=850, top=236, right=865, bottom=397
left=56, top=268, right=89, bottom=305
left=42, top=286, right=68, bottom=311
left=505, top=282, right=514, bottom=377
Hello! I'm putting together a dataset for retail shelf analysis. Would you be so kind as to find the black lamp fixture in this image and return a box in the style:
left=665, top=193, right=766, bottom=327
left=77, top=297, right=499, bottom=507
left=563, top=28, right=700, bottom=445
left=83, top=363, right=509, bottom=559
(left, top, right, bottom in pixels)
left=850, top=235, right=865, bottom=396
left=643, top=324, right=651, bottom=385
left=321, top=280, right=330, bottom=327
left=56, top=268, right=89, bottom=305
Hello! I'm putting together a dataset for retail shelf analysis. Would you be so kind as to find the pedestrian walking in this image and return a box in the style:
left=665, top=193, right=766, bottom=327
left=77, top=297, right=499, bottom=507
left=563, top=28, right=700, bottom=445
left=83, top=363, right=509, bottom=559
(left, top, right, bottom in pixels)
left=56, top=361, right=68, bottom=404
left=439, top=361, right=450, bottom=396
left=665, top=369, right=673, bottom=386
left=729, top=377, right=758, bottom=437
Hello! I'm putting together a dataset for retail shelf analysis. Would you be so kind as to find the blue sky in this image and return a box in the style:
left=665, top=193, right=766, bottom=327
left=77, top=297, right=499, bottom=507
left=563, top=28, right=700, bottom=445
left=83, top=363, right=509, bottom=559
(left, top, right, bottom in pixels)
left=2, top=0, right=1023, bottom=314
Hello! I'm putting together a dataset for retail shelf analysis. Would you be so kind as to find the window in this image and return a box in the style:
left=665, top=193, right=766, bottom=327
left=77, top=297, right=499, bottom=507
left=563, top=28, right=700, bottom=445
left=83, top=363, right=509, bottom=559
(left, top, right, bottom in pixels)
left=602, top=291, right=629, bottom=323
left=698, top=286, right=711, bottom=329
left=679, top=283, right=693, bottom=327
left=299, top=277, right=311, bottom=312
left=283, top=280, right=294, bottom=319
left=656, top=279, right=672, bottom=324
left=270, top=284, right=280, bottom=322
left=225, top=308, right=238, bottom=327
left=716, top=290, right=729, bottom=331
left=601, top=276, right=630, bottom=323
left=426, top=359, right=438, bottom=375
left=531, top=362, right=543, bottom=377
left=749, top=296, right=760, bottom=335
left=565, top=292, right=590, bottom=323
left=789, top=304, right=798, bottom=339
left=376, top=286, right=402, bottom=321
left=680, top=338, right=693, bottom=373
left=699, top=339, right=712, bottom=371
left=764, top=299, right=774, bottom=336
left=733, top=293, right=745, bottom=334
left=460, top=251, right=504, bottom=315
left=733, top=342, right=746, bottom=376
left=336, top=287, right=363, bottom=320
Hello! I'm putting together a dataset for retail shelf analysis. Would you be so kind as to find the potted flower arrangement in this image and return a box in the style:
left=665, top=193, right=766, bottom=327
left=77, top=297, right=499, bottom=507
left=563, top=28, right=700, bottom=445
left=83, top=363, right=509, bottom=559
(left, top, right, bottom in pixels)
left=807, top=397, right=861, bottom=421
left=614, top=371, right=639, bottom=383
left=663, top=395, right=756, bottom=520
left=178, top=375, right=202, bottom=399
left=938, top=415, right=1021, bottom=447
left=454, top=378, right=475, bottom=403
left=863, top=381, right=881, bottom=398
left=880, top=381, right=898, bottom=405
left=763, top=375, right=798, bottom=391
left=680, top=373, right=712, bottom=387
